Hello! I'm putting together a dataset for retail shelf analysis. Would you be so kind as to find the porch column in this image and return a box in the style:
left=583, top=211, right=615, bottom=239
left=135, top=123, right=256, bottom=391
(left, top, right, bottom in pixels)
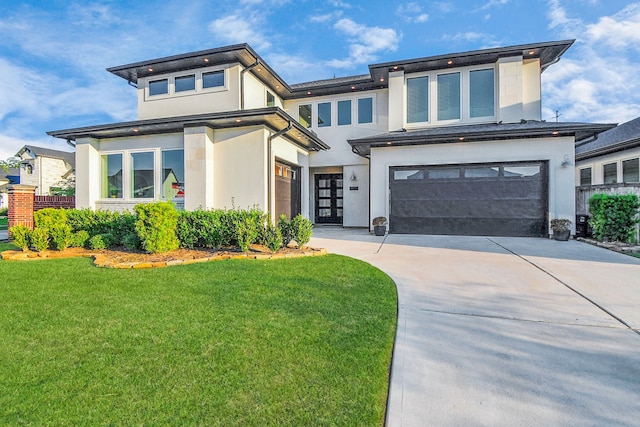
left=8, top=185, right=36, bottom=236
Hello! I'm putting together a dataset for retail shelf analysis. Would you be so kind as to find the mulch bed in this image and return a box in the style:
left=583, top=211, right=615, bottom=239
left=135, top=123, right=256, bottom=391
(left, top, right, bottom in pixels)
left=1, top=244, right=327, bottom=269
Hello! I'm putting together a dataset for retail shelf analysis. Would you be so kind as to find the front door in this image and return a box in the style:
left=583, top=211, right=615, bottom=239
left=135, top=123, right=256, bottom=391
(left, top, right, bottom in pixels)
left=315, top=174, right=343, bottom=224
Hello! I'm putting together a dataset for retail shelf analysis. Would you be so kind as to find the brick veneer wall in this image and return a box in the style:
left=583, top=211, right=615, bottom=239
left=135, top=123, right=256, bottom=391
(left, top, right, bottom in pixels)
left=34, top=196, right=76, bottom=211
left=8, top=185, right=36, bottom=232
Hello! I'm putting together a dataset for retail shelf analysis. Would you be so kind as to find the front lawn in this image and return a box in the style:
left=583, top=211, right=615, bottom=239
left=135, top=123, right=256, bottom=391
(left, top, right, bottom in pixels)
left=0, top=217, right=7, bottom=230
left=0, top=252, right=397, bottom=426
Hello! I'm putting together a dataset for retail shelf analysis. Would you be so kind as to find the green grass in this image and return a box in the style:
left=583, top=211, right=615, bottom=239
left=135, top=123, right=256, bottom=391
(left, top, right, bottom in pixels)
left=0, top=253, right=397, bottom=426
left=0, top=217, right=7, bottom=230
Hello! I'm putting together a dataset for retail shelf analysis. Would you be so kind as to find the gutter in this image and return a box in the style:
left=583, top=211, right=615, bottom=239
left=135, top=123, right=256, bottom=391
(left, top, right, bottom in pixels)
left=267, top=120, right=293, bottom=216
left=240, top=60, right=260, bottom=110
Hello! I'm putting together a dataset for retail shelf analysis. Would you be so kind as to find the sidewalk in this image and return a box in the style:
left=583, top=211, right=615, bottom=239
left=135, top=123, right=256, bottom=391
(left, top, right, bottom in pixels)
left=0, top=229, right=8, bottom=241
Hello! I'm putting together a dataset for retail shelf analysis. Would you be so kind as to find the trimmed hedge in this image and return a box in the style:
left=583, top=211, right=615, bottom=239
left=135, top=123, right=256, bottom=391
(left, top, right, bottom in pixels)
left=589, top=193, right=640, bottom=242
left=135, top=202, right=180, bottom=254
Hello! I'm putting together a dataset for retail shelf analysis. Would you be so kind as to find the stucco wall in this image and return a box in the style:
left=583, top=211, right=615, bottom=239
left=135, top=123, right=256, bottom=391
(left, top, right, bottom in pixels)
left=370, top=136, right=576, bottom=234
left=576, top=146, right=640, bottom=185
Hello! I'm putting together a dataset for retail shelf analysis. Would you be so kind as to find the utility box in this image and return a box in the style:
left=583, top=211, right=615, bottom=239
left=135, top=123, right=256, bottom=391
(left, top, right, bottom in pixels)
left=575, top=214, right=591, bottom=238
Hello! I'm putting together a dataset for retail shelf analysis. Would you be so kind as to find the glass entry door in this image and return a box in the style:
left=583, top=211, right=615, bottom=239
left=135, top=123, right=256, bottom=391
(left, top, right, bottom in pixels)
left=315, top=174, right=343, bottom=224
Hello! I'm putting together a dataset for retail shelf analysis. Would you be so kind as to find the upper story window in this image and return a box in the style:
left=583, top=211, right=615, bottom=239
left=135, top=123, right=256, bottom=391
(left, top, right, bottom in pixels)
left=603, top=162, right=617, bottom=184
left=149, top=79, right=168, bottom=96
left=470, top=69, right=494, bottom=118
left=358, top=97, right=373, bottom=124
left=318, top=102, right=331, bottom=127
left=437, top=72, right=461, bottom=121
left=267, top=91, right=275, bottom=107
left=175, top=74, right=195, bottom=92
left=623, top=158, right=639, bottom=183
left=203, top=70, right=224, bottom=89
left=407, top=76, right=429, bottom=123
left=337, top=100, right=352, bottom=126
left=579, top=167, right=592, bottom=186
left=299, top=104, right=312, bottom=128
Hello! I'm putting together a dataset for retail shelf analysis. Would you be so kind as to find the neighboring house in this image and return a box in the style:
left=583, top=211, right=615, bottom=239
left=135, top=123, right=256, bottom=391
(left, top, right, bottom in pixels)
left=16, top=145, right=76, bottom=196
left=48, top=40, right=613, bottom=237
left=575, top=116, right=640, bottom=215
left=0, top=167, right=20, bottom=209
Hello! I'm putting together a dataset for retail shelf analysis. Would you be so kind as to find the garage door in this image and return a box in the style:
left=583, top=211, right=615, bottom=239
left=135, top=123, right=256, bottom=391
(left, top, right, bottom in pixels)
left=389, top=162, right=548, bottom=237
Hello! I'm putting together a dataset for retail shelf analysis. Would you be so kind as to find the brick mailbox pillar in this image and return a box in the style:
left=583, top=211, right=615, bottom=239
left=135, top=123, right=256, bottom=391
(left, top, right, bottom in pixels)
left=8, top=185, right=37, bottom=236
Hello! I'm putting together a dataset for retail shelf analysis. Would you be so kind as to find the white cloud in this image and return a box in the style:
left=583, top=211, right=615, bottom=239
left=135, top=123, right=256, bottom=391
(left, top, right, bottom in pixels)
left=433, top=2, right=455, bottom=13
left=543, top=1, right=640, bottom=123
left=326, top=18, right=400, bottom=68
left=208, top=14, right=271, bottom=51
left=310, top=11, right=343, bottom=23
left=480, top=0, right=510, bottom=10
left=396, top=3, right=429, bottom=23
left=328, top=0, right=352, bottom=8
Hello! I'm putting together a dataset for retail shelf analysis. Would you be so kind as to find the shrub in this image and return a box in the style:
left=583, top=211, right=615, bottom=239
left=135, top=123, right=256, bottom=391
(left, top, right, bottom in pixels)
left=234, top=213, right=260, bottom=252
left=291, top=214, right=313, bottom=248
left=30, top=228, right=49, bottom=252
left=134, top=202, right=179, bottom=254
left=0, top=207, right=8, bottom=217
left=9, top=225, right=31, bottom=251
left=122, top=233, right=142, bottom=251
left=278, top=215, right=294, bottom=247
left=177, top=209, right=223, bottom=249
left=89, top=233, right=115, bottom=250
left=589, top=193, right=640, bottom=242
left=66, top=209, right=137, bottom=246
left=35, top=208, right=73, bottom=250
left=262, top=218, right=282, bottom=252
left=73, top=230, right=90, bottom=248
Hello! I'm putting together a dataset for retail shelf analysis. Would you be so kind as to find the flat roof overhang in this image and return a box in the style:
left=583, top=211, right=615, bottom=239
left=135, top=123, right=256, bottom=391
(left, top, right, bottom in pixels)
left=348, top=121, right=616, bottom=157
left=47, top=107, right=330, bottom=152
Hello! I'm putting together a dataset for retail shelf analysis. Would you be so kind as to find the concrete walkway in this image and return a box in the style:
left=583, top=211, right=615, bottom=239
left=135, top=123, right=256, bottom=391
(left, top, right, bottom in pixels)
left=0, top=229, right=7, bottom=241
left=309, top=227, right=640, bottom=427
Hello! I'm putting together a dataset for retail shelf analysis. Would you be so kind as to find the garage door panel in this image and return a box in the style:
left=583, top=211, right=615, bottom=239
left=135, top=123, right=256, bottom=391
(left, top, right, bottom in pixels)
left=390, top=162, right=548, bottom=237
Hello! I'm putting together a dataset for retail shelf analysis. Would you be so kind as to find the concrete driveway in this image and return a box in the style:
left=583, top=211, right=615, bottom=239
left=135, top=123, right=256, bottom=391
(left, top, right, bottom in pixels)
left=309, top=228, right=640, bottom=427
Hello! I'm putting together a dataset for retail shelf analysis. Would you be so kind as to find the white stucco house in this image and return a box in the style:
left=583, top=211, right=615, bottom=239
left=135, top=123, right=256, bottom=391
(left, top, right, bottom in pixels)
left=48, top=40, right=614, bottom=237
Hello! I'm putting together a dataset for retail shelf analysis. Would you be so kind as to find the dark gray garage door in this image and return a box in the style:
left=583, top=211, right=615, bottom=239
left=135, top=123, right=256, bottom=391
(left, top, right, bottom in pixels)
left=389, top=162, right=548, bottom=237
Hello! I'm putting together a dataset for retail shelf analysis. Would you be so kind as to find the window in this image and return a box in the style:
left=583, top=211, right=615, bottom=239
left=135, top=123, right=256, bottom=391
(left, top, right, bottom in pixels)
left=298, top=104, right=312, bottom=128
left=503, top=165, right=540, bottom=178
left=622, top=158, right=639, bottom=183
left=175, top=75, right=195, bottom=92
left=338, top=100, right=351, bottom=125
left=428, top=168, right=460, bottom=179
left=407, top=76, right=429, bottom=123
left=470, top=69, right=494, bottom=118
left=579, top=167, right=592, bottom=186
left=203, top=70, right=224, bottom=88
left=266, top=91, right=275, bottom=107
left=358, top=97, right=373, bottom=124
left=162, top=150, right=184, bottom=199
left=603, top=162, right=617, bottom=184
left=149, top=79, right=168, bottom=96
left=131, top=152, right=155, bottom=198
left=318, top=102, right=331, bottom=127
left=438, top=72, right=460, bottom=121
left=101, top=154, right=122, bottom=198
left=393, top=169, right=424, bottom=180
left=465, top=166, right=499, bottom=178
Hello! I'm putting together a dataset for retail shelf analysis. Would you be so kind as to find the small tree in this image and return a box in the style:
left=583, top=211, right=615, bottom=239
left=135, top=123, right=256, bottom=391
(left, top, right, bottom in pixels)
left=0, top=157, right=19, bottom=173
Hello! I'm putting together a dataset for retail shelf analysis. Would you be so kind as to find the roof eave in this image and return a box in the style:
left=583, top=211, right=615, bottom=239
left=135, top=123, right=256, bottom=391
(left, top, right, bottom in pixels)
left=576, top=137, right=640, bottom=161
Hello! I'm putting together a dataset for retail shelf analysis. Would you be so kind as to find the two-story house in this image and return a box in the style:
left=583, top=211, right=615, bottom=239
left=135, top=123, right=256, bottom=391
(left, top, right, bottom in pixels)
left=15, top=145, right=75, bottom=196
left=48, top=40, right=613, bottom=237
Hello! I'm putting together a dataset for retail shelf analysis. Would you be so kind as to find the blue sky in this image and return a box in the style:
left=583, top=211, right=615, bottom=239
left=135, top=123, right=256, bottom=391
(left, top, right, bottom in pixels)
left=1, top=0, right=639, bottom=159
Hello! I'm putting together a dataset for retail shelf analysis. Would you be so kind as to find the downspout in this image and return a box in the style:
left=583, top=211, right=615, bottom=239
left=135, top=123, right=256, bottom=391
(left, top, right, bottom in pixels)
left=267, top=121, right=293, bottom=216
left=240, top=60, right=260, bottom=110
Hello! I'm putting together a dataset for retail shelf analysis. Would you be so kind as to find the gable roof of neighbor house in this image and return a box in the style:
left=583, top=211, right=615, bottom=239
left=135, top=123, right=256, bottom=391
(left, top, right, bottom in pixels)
left=107, top=40, right=575, bottom=100
left=348, top=120, right=617, bottom=157
left=47, top=108, right=330, bottom=152
left=16, top=145, right=76, bottom=167
left=575, top=116, right=640, bottom=161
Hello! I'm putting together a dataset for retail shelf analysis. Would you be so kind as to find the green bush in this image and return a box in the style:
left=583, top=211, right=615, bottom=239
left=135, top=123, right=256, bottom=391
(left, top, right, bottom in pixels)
left=72, top=230, right=90, bottom=248
left=134, top=202, right=179, bottom=254
left=89, top=233, right=115, bottom=250
left=589, top=193, right=640, bottom=242
left=177, top=209, right=224, bottom=249
left=122, top=233, right=142, bottom=251
left=30, top=228, right=49, bottom=252
left=234, top=212, right=261, bottom=252
left=0, top=207, right=8, bottom=217
left=262, top=217, right=282, bottom=252
left=291, top=214, right=313, bottom=247
left=278, top=214, right=294, bottom=247
left=34, top=208, right=73, bottom=250
left=66, top=209, right=136, bottom=246
left=9, top=225, right=31, bottom=251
